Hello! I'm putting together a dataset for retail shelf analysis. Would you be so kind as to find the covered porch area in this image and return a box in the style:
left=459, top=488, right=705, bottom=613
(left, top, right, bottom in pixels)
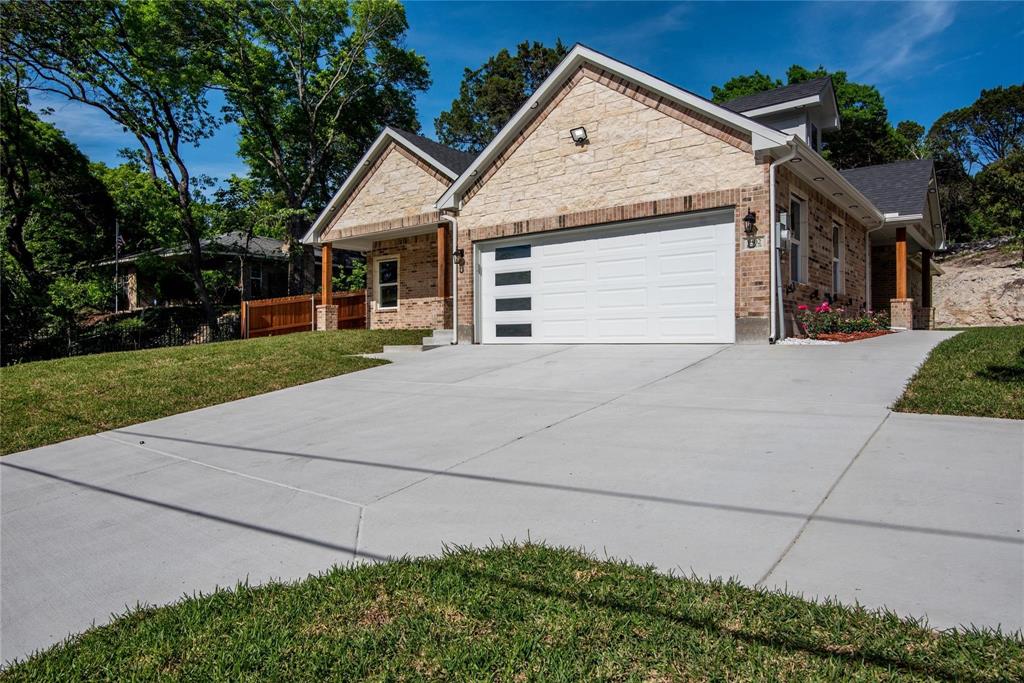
left=869, top=223, right=939, bottom=330
left=318, top=220, right=453, bottom=333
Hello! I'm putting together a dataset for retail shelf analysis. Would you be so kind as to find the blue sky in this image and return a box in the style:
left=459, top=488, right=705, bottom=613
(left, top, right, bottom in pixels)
left=35, top=1, right=1024, bottom=186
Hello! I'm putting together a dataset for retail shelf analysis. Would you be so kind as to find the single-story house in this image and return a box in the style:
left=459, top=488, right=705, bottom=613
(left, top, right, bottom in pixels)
left=304, top=44, right=944, bottom=344
left=111, top=231, right=354, bottom=309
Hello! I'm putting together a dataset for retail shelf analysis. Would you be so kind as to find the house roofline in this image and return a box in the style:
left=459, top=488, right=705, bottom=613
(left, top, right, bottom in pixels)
left=436, top=43, right=790, bottom=210
left=303, top=127, right=461, bottom=246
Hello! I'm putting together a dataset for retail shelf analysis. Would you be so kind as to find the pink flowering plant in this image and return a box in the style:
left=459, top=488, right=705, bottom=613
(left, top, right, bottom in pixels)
left=797, top=301, right=890, bottom=338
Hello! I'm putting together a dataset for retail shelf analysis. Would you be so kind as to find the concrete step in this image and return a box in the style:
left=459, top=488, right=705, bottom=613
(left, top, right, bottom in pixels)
left=422, top=329, right=454, bottom=348
left=381, top=345, right=424, bottom=353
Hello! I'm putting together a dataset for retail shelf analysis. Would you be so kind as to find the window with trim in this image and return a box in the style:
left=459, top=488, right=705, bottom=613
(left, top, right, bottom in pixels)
left=810, top=123, right=820, bottom=151
left=832, top=222, right=843, bottom=294
left=376, top=258, right=398, bottom=310
left=250, top=262, right=263, bottom=298
left=789, top=197, right=805, bottom=283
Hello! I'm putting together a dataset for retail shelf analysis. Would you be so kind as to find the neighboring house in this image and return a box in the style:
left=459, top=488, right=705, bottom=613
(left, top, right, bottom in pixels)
left=304, top=44, right=944, bottom=344
left=111, top=231, right=353, bottom=309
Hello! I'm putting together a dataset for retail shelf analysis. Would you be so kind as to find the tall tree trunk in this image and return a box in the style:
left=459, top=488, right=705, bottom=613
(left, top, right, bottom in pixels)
left=286, top=214, right=315, bottom=295
left=179, top=211, right=216, bottom=325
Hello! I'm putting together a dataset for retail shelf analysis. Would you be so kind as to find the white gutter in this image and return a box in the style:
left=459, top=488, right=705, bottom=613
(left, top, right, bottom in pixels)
left=769, top=140, right=798, bottom=342
left=439, top=212, right=459, bottom=344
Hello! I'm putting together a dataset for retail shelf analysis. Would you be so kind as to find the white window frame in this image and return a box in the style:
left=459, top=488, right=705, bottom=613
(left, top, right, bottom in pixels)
left=789, top=195, right=807, bottom=283
left=375, top=256, right=399, bottom=311
left=832, top=222, right=844, bottom=294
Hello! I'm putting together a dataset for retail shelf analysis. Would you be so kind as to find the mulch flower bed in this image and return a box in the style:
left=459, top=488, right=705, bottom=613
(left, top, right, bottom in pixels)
left=813, top=330, right=894, bottom=342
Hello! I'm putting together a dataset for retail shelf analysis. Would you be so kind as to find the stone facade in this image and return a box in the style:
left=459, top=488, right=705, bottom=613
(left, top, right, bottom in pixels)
left=890, top=298, right=914, bottom=330
left=315, top=304, right=338, bottom=331
left=454, top=67, right=775, bottom=342
left=368, top=231, right=450, bottom=330
left=776, top=166, right=869, bottom=334
left=323, top=142, right=449, bottom=241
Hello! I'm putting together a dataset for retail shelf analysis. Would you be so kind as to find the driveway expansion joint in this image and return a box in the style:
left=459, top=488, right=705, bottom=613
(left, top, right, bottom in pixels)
left=755, top=411, right=893, bottom=588
left=99, top=433, right=367, bottom=510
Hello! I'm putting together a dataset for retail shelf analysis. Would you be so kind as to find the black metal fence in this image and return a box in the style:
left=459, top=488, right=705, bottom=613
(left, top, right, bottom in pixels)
left=2, top=309, right=240, bottom=366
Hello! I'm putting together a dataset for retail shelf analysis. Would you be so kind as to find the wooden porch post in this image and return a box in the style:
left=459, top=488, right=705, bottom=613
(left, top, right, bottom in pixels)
left=895, top=227, right=907, bottom=300
left=321, top=243, right=332, bottom=306
left=921, top=249, right=931, bottom=308
left=436, top=224, right=447, bottom=298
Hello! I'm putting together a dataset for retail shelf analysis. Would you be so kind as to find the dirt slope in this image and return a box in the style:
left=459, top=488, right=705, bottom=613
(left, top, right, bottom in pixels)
left=933, top=244, right=1023, bottom=328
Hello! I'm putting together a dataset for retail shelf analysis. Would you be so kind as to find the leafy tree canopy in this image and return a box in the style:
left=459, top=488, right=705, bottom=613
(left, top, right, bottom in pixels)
left=709, top=70, right=781, bottom=103
left=435, top=39, right=568, bottom=153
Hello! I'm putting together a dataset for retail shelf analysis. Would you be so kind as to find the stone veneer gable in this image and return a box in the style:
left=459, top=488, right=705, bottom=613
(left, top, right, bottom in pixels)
left=324, top=142, right=450, bottom=240
left=457, top=67, right=759, bottom=232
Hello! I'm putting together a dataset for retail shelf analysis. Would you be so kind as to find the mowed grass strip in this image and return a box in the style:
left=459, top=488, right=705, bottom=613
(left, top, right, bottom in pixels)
left=4, top=545, right=1021, bottom=682
left=893, top=326, right=1024, bottom=419
left=0, top=329, right=428, bottom=455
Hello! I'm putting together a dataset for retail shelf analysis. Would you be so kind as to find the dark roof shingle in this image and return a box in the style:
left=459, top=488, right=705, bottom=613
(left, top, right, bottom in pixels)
left=839, top=159, right=935, bottom=216
left=721, top=77, right=832, bottom=113
left=391, top=128, right=476, bottom=175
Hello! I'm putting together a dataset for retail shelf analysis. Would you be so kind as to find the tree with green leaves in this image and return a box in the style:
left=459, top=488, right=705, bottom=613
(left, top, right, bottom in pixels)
left=926, top=84, right=1023, bottom=243
left=211, top=0, right=429, bottom=293
left=435, top=39, right=568, bottom=153
left=711, top=65, right=908, bottom=169
left=1, top=71, right=115, bottom=288
left=2, top=0, right=223, bottom=322
left=973, top=149, right=1024, bottom=259
left=710, top=70, right=781, bottom=103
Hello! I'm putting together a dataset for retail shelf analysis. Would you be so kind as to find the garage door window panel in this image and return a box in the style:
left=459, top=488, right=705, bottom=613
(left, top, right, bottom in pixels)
left=495, top=270, right=531, bottom=286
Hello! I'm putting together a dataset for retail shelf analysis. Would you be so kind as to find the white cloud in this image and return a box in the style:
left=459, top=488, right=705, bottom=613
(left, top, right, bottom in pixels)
left=589, top=3, right=691, bottom=50
left=850, top=2, right=957, bottom=83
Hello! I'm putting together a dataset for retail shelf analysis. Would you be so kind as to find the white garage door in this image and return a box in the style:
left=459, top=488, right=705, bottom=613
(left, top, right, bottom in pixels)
left=478, top=210, right=736, bottom=344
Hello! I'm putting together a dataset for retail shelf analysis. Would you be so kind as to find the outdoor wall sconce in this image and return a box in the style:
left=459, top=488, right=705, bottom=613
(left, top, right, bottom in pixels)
left=742, top=209, right=758, bottom=248
left=453, top=247, right=466, bottom=273
left=570, top=126, right=589, bottom=145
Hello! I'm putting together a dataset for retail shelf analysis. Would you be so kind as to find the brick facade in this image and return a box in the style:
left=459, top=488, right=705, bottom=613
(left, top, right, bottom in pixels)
left=315, top=304, right=338, bottom=331
left=776, top=167, right=869, bottom=334
left=368, top=231, right=450, bottom=330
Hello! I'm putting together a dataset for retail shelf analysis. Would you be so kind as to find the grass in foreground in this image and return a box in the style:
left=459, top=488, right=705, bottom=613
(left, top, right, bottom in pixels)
left=0, top=329, right=428, bottom=455
left=4, top=545, right=1021, bottom=682
left=893, top=326, right=1023, bottom=419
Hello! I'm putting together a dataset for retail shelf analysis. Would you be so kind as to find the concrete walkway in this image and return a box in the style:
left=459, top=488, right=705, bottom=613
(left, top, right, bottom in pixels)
left=2, top=331, right=1021, bottom=662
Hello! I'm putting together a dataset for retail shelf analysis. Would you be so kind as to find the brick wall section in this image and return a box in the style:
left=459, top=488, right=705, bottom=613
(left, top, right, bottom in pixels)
left=368, top=231, right=450, bottom=330
left=776, top=167, right=869, bottom=331
left=323, top=142, right=450, bottom=242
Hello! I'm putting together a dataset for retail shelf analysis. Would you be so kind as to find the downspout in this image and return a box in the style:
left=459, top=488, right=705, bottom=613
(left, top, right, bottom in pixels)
left=439, top=212, right=459, bottom=344
left=769, top=140, right=798, bottom=342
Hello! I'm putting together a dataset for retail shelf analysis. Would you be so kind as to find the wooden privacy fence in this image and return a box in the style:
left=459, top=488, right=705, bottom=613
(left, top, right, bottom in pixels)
left=241, top=290, right=366, bottom=339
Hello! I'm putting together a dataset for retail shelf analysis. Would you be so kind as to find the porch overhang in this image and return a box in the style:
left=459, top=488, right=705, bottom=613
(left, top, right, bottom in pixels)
left=320, top=220, right=441, bottom=252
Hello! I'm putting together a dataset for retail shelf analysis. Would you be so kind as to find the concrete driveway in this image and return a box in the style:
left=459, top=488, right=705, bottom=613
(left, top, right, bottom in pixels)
left=2, top=331, right=1022, bottom=662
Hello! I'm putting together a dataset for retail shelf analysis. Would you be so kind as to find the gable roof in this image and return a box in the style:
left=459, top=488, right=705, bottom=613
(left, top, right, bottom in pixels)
left=721, top=77, right=833, bottom=114
left=839, top=159, right=935, bottom=217
left=303, top=127, right=471, bottom=244
left=390, top=128, right=476, bottom=175
left=436, top=43, right=791, bottom=210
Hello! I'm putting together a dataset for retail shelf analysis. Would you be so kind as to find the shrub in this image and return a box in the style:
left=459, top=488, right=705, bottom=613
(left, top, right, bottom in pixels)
left=797, top=301, right=889, bottom=338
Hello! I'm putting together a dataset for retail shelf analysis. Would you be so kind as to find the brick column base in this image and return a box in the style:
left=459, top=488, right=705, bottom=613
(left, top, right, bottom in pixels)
left=316, top=304, right=338, bottom=331
left=890, top=298, right=914, bottom=330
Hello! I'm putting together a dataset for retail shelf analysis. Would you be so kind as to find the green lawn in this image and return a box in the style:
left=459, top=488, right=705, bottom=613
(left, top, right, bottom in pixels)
left=4, top=545, right=1020, bottom=682
left=0, top=329, right=428, bottom=455
left=893, top=326, right=1024, bottom=419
